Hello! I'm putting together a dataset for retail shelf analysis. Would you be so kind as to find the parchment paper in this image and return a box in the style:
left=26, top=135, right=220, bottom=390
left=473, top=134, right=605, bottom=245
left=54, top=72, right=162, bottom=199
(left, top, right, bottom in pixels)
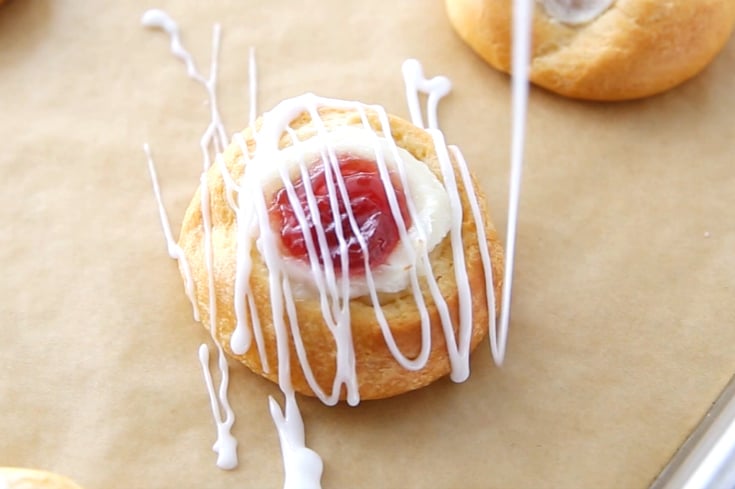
left=1, top=1, right=733, bottom=488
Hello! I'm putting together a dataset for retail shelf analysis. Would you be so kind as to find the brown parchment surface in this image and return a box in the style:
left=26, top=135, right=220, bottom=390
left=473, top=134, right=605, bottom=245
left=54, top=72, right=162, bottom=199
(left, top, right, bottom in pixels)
left=1, top=1, right=734, bottom=488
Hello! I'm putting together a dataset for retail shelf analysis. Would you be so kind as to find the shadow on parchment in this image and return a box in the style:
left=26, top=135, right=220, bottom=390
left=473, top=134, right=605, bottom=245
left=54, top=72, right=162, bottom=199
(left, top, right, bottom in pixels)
left=0, top=0, right=53, bottom=65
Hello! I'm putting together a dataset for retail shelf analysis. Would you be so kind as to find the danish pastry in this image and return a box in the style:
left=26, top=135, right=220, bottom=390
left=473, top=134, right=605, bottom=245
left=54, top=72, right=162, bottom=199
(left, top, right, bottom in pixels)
left=445, top=0, right=735, bottom=100
left=0, top=468, right=85, bottom=489
left=176, top=96, right=504, bottom=402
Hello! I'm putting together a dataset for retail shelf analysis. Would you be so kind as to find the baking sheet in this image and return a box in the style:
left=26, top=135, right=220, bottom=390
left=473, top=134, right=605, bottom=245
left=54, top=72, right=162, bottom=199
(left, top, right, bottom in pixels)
left=1, top=1, right=734, bottom=488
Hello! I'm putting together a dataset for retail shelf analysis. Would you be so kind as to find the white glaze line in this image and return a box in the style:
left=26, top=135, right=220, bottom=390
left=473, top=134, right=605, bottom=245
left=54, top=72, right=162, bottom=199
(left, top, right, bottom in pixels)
left=199, top=344, right=238, bottom=470
left=306, top=103, right=429, bottom=372
left=145, top=9, right=506, bottom=486
left=234, top=93, right=470, bottom=411
left=142, top=9, right=206, bottom=84
left=216, top=153, right=240, bottom=212
left=229, top=134, right=260, bottom=365
left=449, top=145, right=499, bottom=364
left=403, top=61, right=498, bottom=381
left=269, top=392, right=324, bottom=489
left=498, top=0, right=534, bottom=366
left=142, top=9, right=238, bottom=470
left=143, top=143, right=200, bottom=322
left=401, top=59, right=452, bottom=130
left=428, top=128, right=473, bottom=382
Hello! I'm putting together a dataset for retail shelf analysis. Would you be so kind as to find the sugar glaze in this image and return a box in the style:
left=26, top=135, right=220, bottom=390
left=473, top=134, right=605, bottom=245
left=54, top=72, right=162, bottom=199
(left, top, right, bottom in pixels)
left=539, top=0, right=615, bottom=25
left=142, top=2, right=531, bottom=486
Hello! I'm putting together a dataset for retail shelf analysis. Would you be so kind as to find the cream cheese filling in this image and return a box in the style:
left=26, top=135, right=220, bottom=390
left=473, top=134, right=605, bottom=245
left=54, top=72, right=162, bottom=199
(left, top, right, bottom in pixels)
left=250, top=126, right=452, bottom=299
left=538, top=0, right=615, bottom=24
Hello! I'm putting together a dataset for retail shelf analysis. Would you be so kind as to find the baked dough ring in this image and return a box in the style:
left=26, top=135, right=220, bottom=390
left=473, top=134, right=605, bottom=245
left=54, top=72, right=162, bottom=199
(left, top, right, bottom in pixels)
left=0, top=468, right=85, bottom=489
left=445, top=0, right=735, bottom=100
left=178, top=107, right=504, bottom=400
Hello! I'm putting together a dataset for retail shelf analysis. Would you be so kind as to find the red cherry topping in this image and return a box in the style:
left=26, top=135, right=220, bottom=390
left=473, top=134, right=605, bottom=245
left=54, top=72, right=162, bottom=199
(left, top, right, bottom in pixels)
left=269, top=156, right=411, bottom=274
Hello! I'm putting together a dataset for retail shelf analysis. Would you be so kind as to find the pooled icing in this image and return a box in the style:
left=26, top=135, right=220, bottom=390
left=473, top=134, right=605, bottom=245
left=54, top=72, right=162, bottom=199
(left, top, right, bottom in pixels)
left=538, top=0, right=615, bottom=25
left=142, top=2, right=531, bottom=486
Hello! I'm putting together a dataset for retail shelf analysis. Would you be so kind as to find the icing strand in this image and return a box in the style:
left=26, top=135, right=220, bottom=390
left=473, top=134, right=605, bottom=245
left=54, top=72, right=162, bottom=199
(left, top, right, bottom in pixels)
left=353, top=105, right=432, bottom=370
left=198, top=345, right=238, bottom=470
left=145, top=9, right=511, bottom=486
left=143, top=144, right=200, bottom=321
left=215, top=153, right=240, bottom=212
left=427, top=129, right=474, bottom=382
left=273, top=129, right=357, bottom=401
left=235, top=93, right=463, bottom=411
left=498, top=0, right=534, bottom=366
left=401, top=59, right=452, bottom=130
left=142, top=9, right=238, bottom=469
left=240, top=96, right=357, bottom=406
left=235, top=88, right=491, bottom=419
left=269, top=392, right=324, bottom=489
left=449, top=145, right=499, bottom=364
left=229, top=134, right=263, bottom=368
left=364, top=107, right=438, bottom=365
left=306, top=103, right=428, bottom=372
left=141, top=9, right=206, bottom=85
left=281, top=126, right=343, bottom=318
left=402, top=61, right=495, bottom=380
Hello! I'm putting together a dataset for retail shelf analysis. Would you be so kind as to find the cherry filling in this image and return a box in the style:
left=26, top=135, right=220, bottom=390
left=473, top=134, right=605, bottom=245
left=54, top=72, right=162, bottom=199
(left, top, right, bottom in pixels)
left=268, top=156, right=411, bottom=274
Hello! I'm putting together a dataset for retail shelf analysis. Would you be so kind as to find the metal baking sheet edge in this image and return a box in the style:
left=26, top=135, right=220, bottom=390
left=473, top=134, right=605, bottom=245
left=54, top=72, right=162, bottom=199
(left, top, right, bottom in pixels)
left=650, top=373, right=735, bottom=489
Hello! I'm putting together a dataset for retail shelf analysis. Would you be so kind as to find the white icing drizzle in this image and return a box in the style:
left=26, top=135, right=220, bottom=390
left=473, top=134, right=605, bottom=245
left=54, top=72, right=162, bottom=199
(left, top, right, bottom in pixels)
left=141, top=9, right=205, bottom=84
left=142, top=8, right=241, bottom=470
left=232, top=61, right=501, bottom=401
left=497, top=0, right=534, bottom=366
left=449, top=146, right=499, bottom=364
left=143, top=8, right=522, bottom=488
left=538, top=0, right=615, bottom=25
left=143, top=143, right=200, bottom=322
left=269, top=393, right=323, bottom=489
left=198, top=344, right=238, bottom=470
left=247, top=126, right=451, bottom=299
left=401, top=59, right=451, bottom=130
left=402, top=60, right=501, bottom=369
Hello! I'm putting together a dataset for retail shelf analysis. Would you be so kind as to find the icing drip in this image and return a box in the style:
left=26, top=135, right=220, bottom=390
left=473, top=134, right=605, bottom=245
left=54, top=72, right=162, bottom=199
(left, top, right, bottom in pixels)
left=143, top=7, right=523, bottom=487
left=143, top=144, right=200, bottom=322
left=497, top=0, right=534, bottom=366
left=449, top=146, right=499, bottom=364
left=539, top=0, right=615, bottom=25
left=250, top=126, right=451, bottom=298
left=233, top=62, right=500, bottom=398
left=199, top=344, right=238, bottom=470
left=142, top=8, right=241, bottom=470
left=402, top=59, right=500, bottom=370
left=401, top=59, right=451, bottom=130
left=269, top=392, right=324, bottom=489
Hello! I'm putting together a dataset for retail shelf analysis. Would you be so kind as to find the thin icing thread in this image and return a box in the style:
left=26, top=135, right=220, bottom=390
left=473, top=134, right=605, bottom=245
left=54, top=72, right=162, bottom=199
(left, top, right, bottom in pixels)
left=142, top=8, right=239, bottom=470
left=142, top=3, right=531, bottom=484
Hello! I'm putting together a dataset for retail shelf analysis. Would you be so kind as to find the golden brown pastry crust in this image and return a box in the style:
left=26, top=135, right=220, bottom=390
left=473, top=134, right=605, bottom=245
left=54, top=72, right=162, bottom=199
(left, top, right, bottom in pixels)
left=178, top=107, right=504, bottom=400
left=0, top=468, right=85, bottom=489
left=445, top=0, right=735, bottom=100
